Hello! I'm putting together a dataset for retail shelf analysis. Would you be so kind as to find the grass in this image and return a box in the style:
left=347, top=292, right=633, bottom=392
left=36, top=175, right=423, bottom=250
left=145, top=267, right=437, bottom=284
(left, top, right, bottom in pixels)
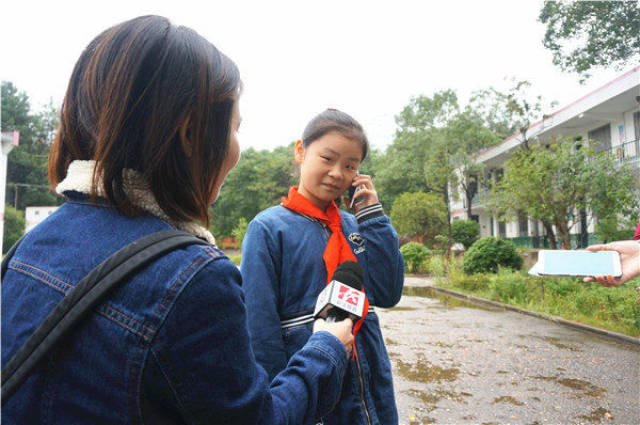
left=411, top=254, right=640, bottom=337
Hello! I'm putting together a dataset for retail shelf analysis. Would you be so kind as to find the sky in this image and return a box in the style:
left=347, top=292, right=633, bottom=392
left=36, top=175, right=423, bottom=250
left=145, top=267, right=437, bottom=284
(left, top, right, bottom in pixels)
left=0, top=0, right=628, bottom=152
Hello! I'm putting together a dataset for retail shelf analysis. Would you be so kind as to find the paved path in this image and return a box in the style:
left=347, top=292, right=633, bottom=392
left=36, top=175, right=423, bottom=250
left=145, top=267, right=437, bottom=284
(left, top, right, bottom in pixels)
left=377, top=280, right=640, bottom=425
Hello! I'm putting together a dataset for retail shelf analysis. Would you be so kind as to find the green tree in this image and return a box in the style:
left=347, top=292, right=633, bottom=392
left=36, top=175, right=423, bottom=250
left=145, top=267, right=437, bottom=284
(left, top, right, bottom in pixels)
left=451, top=219, right=480, bottom=250
left=389, top=191, right=447, bottom=244
left=539, top=1, right=640, bottom=81
left=2, top=205, right=25, bottom=253
left=2, top=82, right=60, bottom=209
left=210, top=144, right=297, bottom=238
left=487, top=140, right=639, bottom=249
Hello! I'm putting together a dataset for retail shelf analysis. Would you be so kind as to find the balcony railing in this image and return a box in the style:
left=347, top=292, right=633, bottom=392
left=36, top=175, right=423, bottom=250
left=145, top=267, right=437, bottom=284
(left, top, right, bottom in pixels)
left=608, top=139, right=640, bottom=162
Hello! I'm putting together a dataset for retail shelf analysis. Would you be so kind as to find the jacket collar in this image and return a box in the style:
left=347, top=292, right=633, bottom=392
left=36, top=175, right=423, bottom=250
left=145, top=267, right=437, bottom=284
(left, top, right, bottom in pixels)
left=56, top=160, right=216, bottom=245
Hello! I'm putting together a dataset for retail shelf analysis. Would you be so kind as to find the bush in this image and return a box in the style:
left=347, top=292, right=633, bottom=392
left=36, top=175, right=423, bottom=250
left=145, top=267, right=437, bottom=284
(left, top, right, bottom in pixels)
left=3, top=205, right=25, bottom=254
left=451, top=219, right=480, bottom=249
left=489, top=269, right=532, bottom=303
left=400, top=242, right=430, bottom=273
left=231, top=218, right=248, bottom=246
left=427, top=255, right=446, bottom=277
left=462, top=236, right=523, bottom=274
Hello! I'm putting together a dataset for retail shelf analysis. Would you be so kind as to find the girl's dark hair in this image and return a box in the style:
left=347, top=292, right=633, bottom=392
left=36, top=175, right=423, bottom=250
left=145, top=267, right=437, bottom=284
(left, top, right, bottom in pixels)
left=301, top=109, right=369, bottom=161
left=49, top=15, right=240, bottom=226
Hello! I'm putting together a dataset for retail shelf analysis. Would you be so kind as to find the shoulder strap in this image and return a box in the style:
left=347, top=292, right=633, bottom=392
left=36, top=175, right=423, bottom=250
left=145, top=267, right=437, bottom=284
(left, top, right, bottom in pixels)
left=1, top=229, right=208, bottom=405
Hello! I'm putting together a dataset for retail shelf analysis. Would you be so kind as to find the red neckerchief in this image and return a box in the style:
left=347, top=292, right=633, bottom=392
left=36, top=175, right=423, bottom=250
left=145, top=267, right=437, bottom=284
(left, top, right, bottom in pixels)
left=634, top=217, right=640, bottom=241
left=281, top=187, right=369, bottom=357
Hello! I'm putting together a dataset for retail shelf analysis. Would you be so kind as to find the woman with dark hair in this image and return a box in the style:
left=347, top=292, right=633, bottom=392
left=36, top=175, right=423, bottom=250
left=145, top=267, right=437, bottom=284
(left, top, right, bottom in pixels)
left=1, top=16, right=353, bottom=424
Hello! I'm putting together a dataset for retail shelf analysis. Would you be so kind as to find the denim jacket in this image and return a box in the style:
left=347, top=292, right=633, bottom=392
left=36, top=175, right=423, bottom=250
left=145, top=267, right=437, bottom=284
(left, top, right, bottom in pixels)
left=1, top=196, right=348, bottom=424
left=241, top=204, right=405, bottom=425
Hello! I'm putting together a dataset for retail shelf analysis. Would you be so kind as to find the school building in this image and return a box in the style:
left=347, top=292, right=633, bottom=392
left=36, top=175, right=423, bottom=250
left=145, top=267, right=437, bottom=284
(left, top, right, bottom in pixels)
left=450, top=66, right=640, bottom=248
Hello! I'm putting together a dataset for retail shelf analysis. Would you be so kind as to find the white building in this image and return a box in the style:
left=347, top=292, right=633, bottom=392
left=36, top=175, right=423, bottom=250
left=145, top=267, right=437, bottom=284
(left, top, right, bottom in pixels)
left=1, top=131, right=19, bottom=250
left=450, top=66, right=640, bottom=248
left=25, top=206, right=59, bottom=233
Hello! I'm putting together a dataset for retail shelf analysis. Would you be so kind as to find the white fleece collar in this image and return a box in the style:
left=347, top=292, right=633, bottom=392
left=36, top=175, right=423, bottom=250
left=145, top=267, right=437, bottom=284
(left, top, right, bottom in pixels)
left=56, top=160, right=216, bottom=245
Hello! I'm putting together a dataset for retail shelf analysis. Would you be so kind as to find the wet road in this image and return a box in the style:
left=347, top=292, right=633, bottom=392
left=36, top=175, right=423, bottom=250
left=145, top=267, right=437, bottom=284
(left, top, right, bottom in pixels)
left=376, top=278, right=640, bottom=425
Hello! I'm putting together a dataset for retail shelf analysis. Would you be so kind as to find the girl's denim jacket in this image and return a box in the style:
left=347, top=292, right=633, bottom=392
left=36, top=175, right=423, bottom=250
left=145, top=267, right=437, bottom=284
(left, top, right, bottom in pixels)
left=1, top=198, right=348, bottom=424
left=241, top=205, right=405, bottom=425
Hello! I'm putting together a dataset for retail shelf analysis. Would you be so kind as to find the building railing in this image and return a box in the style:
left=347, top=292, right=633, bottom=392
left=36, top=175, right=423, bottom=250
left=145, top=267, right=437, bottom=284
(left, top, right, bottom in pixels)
left=608, top=139, right=640, bottom=162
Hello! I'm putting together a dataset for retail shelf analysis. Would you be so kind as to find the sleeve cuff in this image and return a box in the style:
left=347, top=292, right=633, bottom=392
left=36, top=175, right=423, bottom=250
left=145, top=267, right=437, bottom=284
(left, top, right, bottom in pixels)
left=355, top=203, right=384, bottom=224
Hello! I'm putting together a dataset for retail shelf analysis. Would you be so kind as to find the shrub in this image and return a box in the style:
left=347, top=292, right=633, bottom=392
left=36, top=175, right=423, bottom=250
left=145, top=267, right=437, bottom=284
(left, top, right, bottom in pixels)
left=3, top=205, right=25, bottom=254
left=231, top=218, right=248, bottom=246
left=462, top=236, right=523, bottom=274
left=489, top=269, right=532, bottom=303
left=427, top=255, right=446, bottom=277
left=451, top=219, right=480, bottom=249
left=400, top=242, right=431, bottom=273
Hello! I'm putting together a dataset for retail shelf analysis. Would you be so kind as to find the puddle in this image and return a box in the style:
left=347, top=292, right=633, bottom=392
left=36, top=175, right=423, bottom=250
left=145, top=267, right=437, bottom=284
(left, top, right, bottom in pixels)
left=529, top=376, right=607, bottom=398
left=395, top=358, right=460, bottom=383
left=493, top=395, right=524, bottom=406
left=535, top=336, right=583, bottom=352
left=390, top=306, right=418, bottom=311
left=402, top=286, right=502, bottom=311
left=579, top=407, right=613, bottom=423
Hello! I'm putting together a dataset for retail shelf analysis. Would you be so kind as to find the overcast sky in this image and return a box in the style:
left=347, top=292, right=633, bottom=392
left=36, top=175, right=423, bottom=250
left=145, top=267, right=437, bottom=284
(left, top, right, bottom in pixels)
left=1, top=0, right=627, bottom=152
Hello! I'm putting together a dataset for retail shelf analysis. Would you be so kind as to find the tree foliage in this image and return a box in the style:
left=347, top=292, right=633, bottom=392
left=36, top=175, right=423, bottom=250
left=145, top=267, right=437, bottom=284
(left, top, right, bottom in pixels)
left=487, top=140, right=640, bottom=249
left=451, top=219, right=480, bottom=249
left=2, top=205, right=25, bottom=253
left=2, top=81, right=60, bottom=209
left=389, top=191, right=447, bottom=244
left=539, top=1, right=640, bottom=80
left=210, top=144, right=297, bottom=238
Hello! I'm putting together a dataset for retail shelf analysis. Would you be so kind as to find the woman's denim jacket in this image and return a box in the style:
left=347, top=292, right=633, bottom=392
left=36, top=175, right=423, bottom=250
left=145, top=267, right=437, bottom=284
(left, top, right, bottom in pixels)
left=1, top=197, right=348, bottom=424
left=241, top=205, right=405, bottom=425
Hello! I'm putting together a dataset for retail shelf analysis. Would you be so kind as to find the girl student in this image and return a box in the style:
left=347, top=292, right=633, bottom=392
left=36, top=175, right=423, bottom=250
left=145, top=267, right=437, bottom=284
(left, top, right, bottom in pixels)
left=1, top=16, right=355, bottom=425
left=241, top=109, right=405, bottom=425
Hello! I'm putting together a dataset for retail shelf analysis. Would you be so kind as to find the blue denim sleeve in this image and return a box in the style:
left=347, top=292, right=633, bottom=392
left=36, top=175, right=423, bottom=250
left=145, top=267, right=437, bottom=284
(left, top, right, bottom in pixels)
left=240, top=219, right=288, bottom=380
left=146, top=257, right=348, bottom=424
left=358, top=215, right=405, bottom=308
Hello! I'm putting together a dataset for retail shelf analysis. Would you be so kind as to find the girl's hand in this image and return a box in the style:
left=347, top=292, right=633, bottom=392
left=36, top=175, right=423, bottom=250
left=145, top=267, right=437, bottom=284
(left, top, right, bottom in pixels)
left=583, top=240, right=640, bottom=286
left=313, top=318, right=354, bottom=357
left=344, top=174, right=379, bottom=213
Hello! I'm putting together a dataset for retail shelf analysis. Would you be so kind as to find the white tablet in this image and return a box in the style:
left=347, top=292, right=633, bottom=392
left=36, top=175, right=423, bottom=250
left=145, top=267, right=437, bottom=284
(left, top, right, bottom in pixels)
left=537, top=250, right=622, bottom=277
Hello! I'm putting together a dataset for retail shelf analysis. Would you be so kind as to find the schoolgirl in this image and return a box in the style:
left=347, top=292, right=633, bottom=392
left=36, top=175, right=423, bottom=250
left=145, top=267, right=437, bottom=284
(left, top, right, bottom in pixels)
left=241, top=109, right=405, bottom=425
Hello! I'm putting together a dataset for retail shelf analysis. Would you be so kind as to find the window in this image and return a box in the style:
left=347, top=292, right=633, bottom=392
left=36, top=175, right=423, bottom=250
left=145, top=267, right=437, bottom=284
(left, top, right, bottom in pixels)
left=587, top=124, right=611, bottom=153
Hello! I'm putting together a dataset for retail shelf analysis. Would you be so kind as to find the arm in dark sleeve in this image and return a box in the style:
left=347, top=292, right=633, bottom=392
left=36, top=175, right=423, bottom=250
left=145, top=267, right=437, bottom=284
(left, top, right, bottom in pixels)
left=355, top=204, right=405, bottom=308
left=145, top=257, right=348, bottom=425
left=240, top=219, right=288, bottom=380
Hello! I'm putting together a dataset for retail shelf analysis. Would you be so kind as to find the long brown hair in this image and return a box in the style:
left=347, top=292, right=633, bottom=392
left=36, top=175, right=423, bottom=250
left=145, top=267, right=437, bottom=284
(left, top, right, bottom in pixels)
left=49, top=15, right=240, bottom=225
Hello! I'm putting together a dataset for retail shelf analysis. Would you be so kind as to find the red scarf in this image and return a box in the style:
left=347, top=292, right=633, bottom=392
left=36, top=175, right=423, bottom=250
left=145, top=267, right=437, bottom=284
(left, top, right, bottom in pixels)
left=281, top=187, right=369, bottom=355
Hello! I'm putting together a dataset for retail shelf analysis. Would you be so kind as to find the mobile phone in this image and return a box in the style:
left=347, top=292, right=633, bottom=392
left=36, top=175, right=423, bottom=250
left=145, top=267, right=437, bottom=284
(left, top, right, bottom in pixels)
left=349, top=184, right=363, bottom=209
left=536, top=250, right=622, bottom=277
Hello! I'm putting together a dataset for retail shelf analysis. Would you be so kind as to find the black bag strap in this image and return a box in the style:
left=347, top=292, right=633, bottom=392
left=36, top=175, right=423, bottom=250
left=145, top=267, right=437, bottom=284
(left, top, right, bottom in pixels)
left=1, top=229, right=208, bottom=405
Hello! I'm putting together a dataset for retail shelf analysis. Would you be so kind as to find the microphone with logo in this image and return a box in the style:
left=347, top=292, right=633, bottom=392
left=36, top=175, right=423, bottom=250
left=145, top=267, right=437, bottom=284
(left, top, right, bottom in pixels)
left=314, top=261, right=366, bottom=323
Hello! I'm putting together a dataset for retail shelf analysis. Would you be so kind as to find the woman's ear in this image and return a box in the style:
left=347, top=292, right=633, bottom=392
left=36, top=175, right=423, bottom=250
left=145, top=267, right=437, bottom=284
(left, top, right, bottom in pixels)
left=179, top=116, right=192, bottom=158
left=294, top=139, right=305, bottom=165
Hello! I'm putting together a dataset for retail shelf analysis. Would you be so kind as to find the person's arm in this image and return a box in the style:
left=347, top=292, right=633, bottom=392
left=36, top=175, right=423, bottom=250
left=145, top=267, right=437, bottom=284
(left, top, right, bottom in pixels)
left=347, top=174, right=404, bottom=308
left=583, top=240, right=640, bottom=286
left=146, top=257, right=348, bottom=425
left=240, top=219, right=288, bottom=380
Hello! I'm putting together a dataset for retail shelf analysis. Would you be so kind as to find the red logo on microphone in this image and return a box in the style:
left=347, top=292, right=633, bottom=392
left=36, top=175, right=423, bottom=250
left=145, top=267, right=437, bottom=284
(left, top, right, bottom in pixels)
left=338, top=285, right=360, bottom=306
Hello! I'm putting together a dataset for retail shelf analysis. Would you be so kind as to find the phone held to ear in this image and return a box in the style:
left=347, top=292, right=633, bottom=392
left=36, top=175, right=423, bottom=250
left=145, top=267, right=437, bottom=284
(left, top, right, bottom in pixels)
left=349, top=184, right=364, bottom=209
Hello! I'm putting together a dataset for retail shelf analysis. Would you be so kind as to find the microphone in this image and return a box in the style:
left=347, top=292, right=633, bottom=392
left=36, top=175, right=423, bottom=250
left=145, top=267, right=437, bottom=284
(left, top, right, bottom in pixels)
left=313, top=261, right=365, bottom=323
